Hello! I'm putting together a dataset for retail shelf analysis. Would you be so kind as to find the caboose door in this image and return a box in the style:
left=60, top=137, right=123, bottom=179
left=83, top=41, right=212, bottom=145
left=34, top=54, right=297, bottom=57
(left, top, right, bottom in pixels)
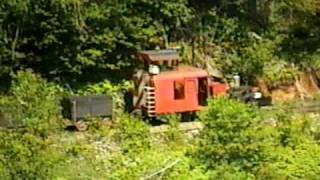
left=185, top=79, right=198, bottom=109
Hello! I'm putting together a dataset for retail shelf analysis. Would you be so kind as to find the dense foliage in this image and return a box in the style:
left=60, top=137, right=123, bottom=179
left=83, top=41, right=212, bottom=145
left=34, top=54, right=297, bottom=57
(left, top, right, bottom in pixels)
left=0, top=0, right=319, bottom=85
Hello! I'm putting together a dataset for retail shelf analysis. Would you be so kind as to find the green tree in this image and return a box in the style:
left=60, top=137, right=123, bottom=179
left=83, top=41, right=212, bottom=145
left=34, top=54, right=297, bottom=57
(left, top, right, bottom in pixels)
left=0, top=0, right=192, bottom=82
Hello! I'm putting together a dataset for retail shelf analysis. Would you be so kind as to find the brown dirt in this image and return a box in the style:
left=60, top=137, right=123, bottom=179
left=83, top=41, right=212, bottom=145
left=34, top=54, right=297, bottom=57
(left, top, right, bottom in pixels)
left=257, top=71, right=320, bottom=102
left=270, top=86, right=297, bottom=102
left=295, top=72, right=319, bottom=97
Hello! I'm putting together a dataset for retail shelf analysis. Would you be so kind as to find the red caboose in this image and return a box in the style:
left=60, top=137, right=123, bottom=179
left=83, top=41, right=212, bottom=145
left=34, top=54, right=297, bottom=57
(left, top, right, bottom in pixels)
left=131, top=50, right=228, bottom=118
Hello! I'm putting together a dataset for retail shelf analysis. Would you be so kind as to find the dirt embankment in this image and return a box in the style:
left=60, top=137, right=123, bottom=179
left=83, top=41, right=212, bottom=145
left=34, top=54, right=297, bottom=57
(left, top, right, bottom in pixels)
left=258, top=71, right=320, bottom=103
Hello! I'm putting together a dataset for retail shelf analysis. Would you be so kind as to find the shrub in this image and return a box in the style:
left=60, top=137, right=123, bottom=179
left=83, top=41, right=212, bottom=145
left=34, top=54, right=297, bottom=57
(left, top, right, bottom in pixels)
left=192, top=98, right=320, bottom=179
left=113, top=114, right=151, bottom=154
left=193, top=98, right=265, bottom=169
left=262, top=60, right=299, bottom=88
left=208, top=165, right=255, bottom=180
left=254, top=143, right=320, bottom=179
left=0, top=70, right=63, bottom=135
left=0, top=130, right=63, bottom=180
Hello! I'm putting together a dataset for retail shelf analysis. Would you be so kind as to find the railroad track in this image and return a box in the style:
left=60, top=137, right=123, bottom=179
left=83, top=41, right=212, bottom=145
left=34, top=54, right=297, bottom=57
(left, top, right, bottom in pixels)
left=261, top=100, right=320, bottom=113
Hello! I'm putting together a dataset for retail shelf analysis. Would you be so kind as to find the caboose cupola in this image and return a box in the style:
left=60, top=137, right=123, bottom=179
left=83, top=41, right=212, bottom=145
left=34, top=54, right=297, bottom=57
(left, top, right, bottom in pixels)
left=136, top=49, right=181, bottom=74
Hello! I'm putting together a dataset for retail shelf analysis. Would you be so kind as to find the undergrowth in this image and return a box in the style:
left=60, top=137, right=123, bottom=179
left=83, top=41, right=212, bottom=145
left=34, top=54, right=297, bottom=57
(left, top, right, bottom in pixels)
left=0, top=71, right=319, bottom=179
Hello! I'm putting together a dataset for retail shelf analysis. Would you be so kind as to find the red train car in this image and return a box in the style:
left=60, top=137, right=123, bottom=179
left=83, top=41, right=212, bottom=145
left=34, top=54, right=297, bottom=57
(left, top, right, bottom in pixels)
left=154, top=66, right=208, bottom=114
left=131, top=50, right=228, bottom=118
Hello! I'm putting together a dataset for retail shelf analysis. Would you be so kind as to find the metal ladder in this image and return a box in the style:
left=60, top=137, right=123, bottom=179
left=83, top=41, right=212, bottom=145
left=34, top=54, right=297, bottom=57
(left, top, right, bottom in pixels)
left=133, top=71, right=149, bottom=109
left=145, top=86, right=156, bottom=117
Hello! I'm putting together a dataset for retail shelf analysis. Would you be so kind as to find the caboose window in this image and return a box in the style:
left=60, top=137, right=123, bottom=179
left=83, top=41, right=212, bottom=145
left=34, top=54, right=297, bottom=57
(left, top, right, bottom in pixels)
left=174, top=80, right=185, bottom=100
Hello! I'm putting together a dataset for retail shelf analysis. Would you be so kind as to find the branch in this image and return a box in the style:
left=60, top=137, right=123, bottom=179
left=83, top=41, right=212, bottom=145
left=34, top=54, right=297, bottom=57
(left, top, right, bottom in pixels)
left=11, top=27, right=20, bottom=61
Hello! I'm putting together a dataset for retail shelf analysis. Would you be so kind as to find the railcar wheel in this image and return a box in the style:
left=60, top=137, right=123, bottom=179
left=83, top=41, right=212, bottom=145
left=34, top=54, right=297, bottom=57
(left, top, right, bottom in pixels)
left=130, top=109, right=143, bottom=118
left=65, top=120, right=87, bottom=132
left=181, top=112, right=197, bottom=122
left=74, top=121, right=88, bottom=131
left=124, top=90, right=134, bottom=113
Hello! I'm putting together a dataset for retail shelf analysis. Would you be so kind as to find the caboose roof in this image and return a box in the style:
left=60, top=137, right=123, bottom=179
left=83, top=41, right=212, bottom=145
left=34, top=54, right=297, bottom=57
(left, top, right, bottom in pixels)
left=137, top=50, right=180, bottom=62
left=154, top=66, right=208, bottom=80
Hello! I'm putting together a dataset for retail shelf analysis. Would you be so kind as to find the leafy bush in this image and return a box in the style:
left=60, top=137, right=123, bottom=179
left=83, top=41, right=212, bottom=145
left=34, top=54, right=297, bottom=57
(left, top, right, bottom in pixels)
left=254, top=111, right=320, bottom=179
left=192, top=98, right=320, bottom=179
left=254, top=143, right=320, bottom=179
left=0, top=70, right=63, bottom=135
left=112, top=114, right=151, bottom=154
left=208, top=165, right=255, bottom=180
left=0, top=130, right=63, bottom=180
left=262, top=60, right=299, bottom=88
left=194, top=98, right=265, bottom=169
